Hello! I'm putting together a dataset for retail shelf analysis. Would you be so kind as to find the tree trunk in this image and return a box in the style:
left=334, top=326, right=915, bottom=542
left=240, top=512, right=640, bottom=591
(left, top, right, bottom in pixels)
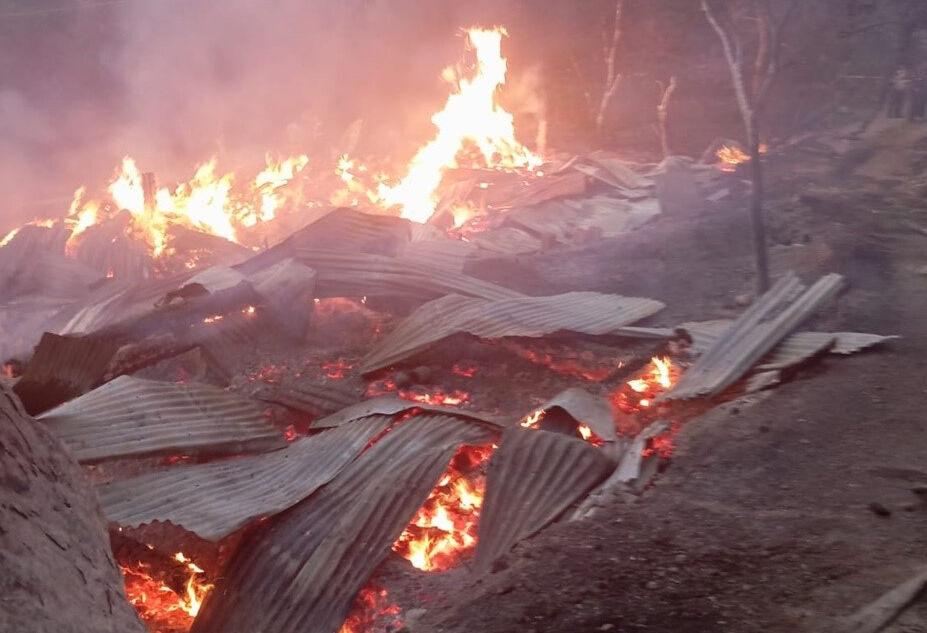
left=747, top=116, right=770, bottom=294
left=0, top=384, right=146, bottom=633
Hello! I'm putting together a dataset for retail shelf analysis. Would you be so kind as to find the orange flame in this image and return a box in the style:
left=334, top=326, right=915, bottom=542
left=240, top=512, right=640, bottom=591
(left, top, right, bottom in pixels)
left=120, top=550, right=213, bottom=632
left=392, top=444, right=494, bottom=571
left=617, top=356, right=678, bottom=413
left=378, top=26, right=541, bottom=223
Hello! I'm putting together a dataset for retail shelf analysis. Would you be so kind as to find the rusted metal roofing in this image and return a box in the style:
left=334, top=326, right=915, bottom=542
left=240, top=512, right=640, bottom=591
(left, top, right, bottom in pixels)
left=290, top=249, right=521, bottom=302
left=474, top=427, right=614, bottom=571
left=13, top=332, right=120, bottom=415
left=96, top=415, right=391, bottom=541
left=660, top=273, right=845, bottom=401
left=313, top=394, right=506, bottom=429
left=39, top=375, right=285, bottom=462
left=361, top=292, right=665, bottom=373
left=191, top=413, right=496, bottom=633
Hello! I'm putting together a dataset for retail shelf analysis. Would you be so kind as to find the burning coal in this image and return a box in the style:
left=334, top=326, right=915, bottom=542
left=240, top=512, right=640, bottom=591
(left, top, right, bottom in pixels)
left=120, top=550, right=213, bottom=633
left=391, top=443, right=495, bottom=572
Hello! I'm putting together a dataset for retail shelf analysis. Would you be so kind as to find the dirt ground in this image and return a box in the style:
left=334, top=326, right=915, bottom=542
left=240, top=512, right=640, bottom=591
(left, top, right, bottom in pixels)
left=396, top=128, right=927, bottom=633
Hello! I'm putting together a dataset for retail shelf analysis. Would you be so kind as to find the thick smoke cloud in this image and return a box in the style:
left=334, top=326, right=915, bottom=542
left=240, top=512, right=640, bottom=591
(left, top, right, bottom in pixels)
left=0, top=0, right=523, bottom=233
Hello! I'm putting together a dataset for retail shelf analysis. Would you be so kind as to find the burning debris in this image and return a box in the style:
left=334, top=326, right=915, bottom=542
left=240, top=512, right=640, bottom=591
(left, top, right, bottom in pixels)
left=0, top=17, right=903, bottom=633
left=120, top=551, right=214, bottom=633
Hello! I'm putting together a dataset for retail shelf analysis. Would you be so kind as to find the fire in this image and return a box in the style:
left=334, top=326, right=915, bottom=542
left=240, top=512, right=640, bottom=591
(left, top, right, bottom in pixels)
left=377, top=26, right=542, bottom=223
left=253, top=154, right=309, bottom=224
left=399, top=388, right=470, bottom=407
left=519, top=408, right=546, bottom=428
left=392, top=443, right=494, bottom=571
left=60, top=153, right=309, bottom=260
left=715, top=143, right=769, bottom=172
left=337, top=584, right=403, bottom=633
left=0, top=218, right=55, bottom=247
left=617, top=356, right=678, bottom=413
left=120, top=551, right=213, bottom=633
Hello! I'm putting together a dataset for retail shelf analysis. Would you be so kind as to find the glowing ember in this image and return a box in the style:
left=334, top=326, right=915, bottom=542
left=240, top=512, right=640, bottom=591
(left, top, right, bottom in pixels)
left=337, top=583, right=403, bottom=633
left=392, top=444, right=494, bottom=571
left=120, top=551, right=213, bottom=633
left=377, top=26, right=542, bottom=223
left=616, top=356, right=679, bottom=414
left=323, top=359, right=354, bottom=379
left=452, top=363, right=477, bottom=378
left=399, top=389, right=470, bottom=406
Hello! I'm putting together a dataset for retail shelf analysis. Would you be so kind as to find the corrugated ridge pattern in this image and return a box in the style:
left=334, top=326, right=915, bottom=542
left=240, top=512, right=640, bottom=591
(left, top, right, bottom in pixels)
left=39, top=375, right=284, bottom=462
left=396, top=239, right=476, bottom=275
left=756, top=332, right=835, bottom=371
left=254, top=381, right=363, bottom=417
left=313, top=394, right=506, bottom=429
left=362, top=292, right=665, bottom=372
left=292, top=249, right=521, bottom=302
left=13, top=332, right=120, bottom=415
left=96, top=415, right=391, bottom=541
left=474, top=427, right=614, bottom=571
left=661, top=273, right=845, bottom=400
left=192, top=414, right=496, bottom=633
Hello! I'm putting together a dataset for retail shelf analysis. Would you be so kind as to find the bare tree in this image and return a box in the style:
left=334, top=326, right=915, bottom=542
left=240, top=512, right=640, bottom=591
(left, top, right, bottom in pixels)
left=656, top=76, right=678, bottom=158
left=701, top=0, right=799, bottom=294
left=595, top=0, right=625, bottom=134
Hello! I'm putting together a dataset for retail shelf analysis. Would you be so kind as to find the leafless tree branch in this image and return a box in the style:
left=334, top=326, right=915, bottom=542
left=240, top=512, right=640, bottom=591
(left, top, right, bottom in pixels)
left=595, top=0, right=624, bottom=134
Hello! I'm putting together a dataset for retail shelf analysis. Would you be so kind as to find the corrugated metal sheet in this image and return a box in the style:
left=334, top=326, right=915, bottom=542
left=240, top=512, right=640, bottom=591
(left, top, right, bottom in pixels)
left=96, top=415, right=391, bottom=541
left=13, top=332, right=120, bottom=415
left=253, top=381, right=363, bottom=417
left=361, top=292, right=665, bottom=373
left=660, top=273, right=845, bottom=401
left=471, top=226, right=545, bottom=255
left=313, top=394, right=506, bottom=429
left=831, top=332, right=900, bottom=354
left=756, top=332, right=836, bottom=371
left=474, top=427, right=614, bottom=571
left=191, top=413, right=496, bottom=633
left=681, top=322, right=897, bottom=371
left=533, top=388, right=617, bottom=443
left=396, top=239, right=477, bottom=275
left=38, top=375, right=285, bottom=462
left=233, top=208, right=413, bottom=276
left=291, top=249, right=521, bottom=302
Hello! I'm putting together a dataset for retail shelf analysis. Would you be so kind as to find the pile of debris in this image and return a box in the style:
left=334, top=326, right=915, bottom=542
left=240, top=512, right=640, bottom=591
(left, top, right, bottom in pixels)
left=0, top=192, right=897, bottom=633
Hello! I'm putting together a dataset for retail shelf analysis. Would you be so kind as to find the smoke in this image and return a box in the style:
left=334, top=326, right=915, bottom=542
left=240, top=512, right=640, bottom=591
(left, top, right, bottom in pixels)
left=0, top=0, right=519, bottom=233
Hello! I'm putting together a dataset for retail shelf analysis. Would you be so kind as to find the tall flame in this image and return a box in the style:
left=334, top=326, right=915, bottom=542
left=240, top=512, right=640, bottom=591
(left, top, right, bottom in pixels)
left=378, top=26, right=542, bottom=223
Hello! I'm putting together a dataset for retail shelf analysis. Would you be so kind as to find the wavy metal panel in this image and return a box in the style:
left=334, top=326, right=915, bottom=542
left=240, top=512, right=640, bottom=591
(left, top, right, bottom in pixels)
left=290, top=248, right=521, bottom=302
left=474, top=427, right=614, bottom=571
left=313, top=394, right=506, bottom=429
left=13, top=332, right=120, bottom=415
left=680, top=322, right=897, bottom=372
left=661, top=273, right=845, bottom=401
left=361, top=292, right=665, bottom=373
left=191, top=413, right=496, bottom=633
left=96, top=415, right=391, bottom=540
left=396, top=238, right=477, bottom=275
left=533, top=388, right=617, bottom=443
left=39, top=375, right=285, bottom=462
